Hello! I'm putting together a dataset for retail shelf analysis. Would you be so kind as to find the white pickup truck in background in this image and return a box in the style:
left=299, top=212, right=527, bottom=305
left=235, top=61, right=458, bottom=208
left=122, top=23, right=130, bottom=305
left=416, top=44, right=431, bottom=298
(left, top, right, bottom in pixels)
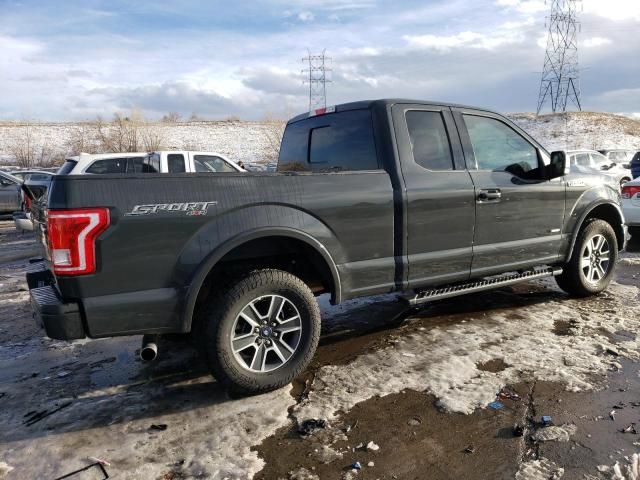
left=59, top=151, right=244, bottom=175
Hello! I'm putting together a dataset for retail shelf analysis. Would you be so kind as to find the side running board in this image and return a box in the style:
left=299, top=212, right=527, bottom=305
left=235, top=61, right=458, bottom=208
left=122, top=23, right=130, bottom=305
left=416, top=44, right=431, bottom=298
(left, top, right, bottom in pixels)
left=402, top=266, right=563, bottom=306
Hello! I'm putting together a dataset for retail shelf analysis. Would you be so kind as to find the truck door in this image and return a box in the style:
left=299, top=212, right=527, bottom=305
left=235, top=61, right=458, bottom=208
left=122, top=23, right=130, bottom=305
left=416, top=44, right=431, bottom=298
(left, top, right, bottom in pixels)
left=391, top=104, right=475, bottom=288
left=452, top=108, right=566, bottom=276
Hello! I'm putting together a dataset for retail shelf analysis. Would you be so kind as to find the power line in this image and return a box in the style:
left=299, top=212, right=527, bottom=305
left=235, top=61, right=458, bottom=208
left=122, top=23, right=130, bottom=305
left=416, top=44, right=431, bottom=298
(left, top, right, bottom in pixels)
left=302, top=49, right=332, bottom=112
left=537, top=0, right=583, bottom=115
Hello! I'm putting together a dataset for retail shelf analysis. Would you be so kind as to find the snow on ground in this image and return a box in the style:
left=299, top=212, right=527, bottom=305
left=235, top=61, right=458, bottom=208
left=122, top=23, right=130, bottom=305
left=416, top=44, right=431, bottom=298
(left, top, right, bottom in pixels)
left=294, top=274, right=640, bottom=423
left=595, top=452, right=640, bottom=480
left=0, top=258, right=297, bottom=480
left=515, top=457, right=564, bottom=480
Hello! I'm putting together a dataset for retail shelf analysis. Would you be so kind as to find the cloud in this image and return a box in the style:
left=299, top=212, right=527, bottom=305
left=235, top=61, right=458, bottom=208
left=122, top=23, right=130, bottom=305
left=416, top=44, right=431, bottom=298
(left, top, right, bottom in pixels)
left=583, top=0, right=640, bottom=21
left=297, top=11, right=314, bottom=22
left=89, top=82, right=237, bottom=117
left=240, top=67, right=303, bottom=96
left=404, top=30, right=521, bottom=51
left=495, top=0, right=547, bottom=14
left=582, top=37, right=612, bottom=48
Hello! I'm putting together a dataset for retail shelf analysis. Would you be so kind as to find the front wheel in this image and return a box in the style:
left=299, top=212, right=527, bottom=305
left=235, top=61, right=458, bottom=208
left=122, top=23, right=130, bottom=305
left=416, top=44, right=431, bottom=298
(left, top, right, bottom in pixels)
left=201, top=269, right=321, bottom=395
left=556, top=219, right=618, bottom=297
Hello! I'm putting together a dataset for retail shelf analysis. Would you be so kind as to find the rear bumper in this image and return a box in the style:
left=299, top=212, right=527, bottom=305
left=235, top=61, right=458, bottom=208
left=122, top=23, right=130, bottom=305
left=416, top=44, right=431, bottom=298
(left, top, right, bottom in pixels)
left=27, top=260, right=183, bottom=340
left=27, top=261, right=86, bottom=340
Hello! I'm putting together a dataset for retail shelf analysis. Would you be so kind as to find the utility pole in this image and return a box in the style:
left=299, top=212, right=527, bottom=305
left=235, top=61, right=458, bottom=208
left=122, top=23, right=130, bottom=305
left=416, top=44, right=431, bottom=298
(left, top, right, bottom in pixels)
left=302, top=50, right=332, bottom=112
left=536, top=0, right=583, bottom=115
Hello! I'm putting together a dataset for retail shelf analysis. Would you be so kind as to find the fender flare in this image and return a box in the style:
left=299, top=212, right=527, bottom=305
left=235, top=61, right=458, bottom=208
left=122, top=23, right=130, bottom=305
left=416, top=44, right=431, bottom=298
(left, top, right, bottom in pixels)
left=180, top=227, right=342, bottom=332
left=565, top=200, right=625, bottom=261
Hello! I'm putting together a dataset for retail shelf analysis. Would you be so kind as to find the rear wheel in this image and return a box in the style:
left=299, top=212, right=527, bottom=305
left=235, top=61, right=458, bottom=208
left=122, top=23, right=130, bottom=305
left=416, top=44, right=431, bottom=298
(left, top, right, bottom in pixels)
left=556, top=219, right=618, bottom=297
left=200, top=269, right=321, bottom=394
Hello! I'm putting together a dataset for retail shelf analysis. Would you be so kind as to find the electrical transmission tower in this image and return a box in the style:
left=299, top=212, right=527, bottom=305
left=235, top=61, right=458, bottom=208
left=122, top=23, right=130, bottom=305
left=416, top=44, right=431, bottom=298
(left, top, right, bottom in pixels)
left=536, top=0, right=583, bottom=115
left=302, top=50, right=332, bottom=112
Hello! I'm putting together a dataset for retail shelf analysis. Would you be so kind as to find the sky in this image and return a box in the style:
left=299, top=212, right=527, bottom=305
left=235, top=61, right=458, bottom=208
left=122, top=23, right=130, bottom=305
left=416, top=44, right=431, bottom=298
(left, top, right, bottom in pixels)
left=1, top=0, right=639, bottom=121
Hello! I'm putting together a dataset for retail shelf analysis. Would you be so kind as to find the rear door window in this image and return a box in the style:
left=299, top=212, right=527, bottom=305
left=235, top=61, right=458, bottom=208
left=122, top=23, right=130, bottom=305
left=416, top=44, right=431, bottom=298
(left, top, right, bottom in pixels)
left=127, top=157, right=145, bottom=173
left=193, top=155, right=235, bottom=172
left=86, top=158, right=128, bottom=174
left=279, top=109, right=379, bottom=172
left=168, top=154, right=186, bottom=173
left=405, top=111, right=454, bottom=170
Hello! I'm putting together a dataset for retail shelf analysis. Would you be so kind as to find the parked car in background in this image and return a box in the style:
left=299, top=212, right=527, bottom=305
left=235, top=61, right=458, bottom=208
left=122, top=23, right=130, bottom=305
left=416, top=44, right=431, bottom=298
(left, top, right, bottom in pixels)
left=599, top=149, right=635, bottom=167
left=143, top=151, right=245, bottom=173
left=0, top=171, right=21, bottom=214
left=622, top=179, right=640, bottom=238
left=9, top=170, right=55, bottom=182
left=567, top=150, right=632, bottom=188
left=631, top=152, right=640, bottom=180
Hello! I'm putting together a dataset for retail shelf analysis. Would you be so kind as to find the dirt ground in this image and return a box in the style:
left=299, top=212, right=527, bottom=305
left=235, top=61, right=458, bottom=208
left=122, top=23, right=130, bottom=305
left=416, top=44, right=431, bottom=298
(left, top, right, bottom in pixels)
left=0, top=220, right=639, bottom=480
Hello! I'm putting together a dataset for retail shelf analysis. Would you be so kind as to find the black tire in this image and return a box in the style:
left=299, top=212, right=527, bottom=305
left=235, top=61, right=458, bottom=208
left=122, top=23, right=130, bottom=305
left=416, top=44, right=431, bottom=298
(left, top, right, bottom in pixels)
left=556, top=219, right=618, bottom=297
left=201, top=269, right=320, bottom=395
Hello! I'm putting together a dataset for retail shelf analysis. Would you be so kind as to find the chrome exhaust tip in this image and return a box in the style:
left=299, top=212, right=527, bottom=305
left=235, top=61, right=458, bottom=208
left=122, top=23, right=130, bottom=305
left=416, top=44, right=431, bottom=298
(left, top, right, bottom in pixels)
left=140, top=334, right=159, bottom=362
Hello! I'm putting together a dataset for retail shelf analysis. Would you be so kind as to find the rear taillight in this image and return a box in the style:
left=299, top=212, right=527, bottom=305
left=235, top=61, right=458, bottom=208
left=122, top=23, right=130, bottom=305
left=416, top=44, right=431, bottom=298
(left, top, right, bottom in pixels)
left=46, top=208, right=110, bottom=276
left=24, top=195, right=32, bottom=211
left=621, top=185, right=640, bottom=199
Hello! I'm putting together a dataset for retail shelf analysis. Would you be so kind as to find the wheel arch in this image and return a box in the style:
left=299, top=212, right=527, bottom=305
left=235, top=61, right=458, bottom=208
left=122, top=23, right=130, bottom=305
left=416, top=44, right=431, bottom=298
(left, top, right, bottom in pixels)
left=566, top=201, right=625, bottom=261
left=181, top=228, right=342, bottom=332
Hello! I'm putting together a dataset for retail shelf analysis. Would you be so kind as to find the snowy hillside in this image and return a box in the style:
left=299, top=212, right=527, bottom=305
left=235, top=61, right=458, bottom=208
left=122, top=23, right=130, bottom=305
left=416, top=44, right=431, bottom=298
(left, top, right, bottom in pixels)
left=508, top=112, right=640, bottom=152
left=0, top=112, right=638, bottom=166
left=0, top=120, right=282, bottom=166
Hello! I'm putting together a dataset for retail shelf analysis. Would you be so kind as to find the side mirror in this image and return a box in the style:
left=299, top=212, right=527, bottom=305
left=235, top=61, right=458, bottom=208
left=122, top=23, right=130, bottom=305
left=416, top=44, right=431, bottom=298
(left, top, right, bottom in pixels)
left=547, top=151, right=568, bottom=180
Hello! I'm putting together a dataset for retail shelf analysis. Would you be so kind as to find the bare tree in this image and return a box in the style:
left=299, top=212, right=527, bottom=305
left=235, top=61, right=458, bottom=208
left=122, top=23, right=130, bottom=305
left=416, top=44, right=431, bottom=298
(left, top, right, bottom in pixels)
left=262, top=116, right=285, bottom=163
left=162, top=112, right=182, bottom=123
left=8, top=125, right=36, bottom=168
left=66, top=122, right=99, bottom=155
left=95, top=113, right=140, bottom=152
left=139, top=125, right=165, bottom=151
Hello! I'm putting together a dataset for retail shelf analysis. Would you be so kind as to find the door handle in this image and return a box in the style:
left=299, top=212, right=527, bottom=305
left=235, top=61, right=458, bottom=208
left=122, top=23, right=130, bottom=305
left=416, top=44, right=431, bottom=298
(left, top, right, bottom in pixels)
left=477, top=189, right=502, bottom=202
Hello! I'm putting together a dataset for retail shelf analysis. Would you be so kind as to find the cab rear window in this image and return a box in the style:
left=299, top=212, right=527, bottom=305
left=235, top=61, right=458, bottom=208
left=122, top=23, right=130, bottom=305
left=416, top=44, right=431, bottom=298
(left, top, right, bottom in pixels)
left=278, top=109, right=379, bottom=172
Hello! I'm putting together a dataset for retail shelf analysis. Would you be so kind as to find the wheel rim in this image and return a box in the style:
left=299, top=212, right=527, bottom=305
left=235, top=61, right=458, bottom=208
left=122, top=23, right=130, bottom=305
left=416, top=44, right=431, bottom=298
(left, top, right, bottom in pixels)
left=230, top=295, right=303, bottom=373
left=580, top=234, right=611, bottom=285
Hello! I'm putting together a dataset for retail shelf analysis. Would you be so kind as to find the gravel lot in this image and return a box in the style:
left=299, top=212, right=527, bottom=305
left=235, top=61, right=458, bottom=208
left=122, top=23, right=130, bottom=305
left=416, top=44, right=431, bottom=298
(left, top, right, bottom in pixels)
left=0, top=220, right=639, bottom=480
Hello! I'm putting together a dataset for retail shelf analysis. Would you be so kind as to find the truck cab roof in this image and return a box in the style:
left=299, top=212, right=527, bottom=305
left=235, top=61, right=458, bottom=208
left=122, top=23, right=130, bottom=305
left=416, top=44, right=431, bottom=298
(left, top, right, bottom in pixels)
left=287, top=99, right=495, bottom=124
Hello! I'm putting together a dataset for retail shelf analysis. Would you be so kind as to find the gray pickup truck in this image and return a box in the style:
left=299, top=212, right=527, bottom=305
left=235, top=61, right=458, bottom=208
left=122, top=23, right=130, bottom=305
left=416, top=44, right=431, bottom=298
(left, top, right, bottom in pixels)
left=27, top=99, right=625, bottom=394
